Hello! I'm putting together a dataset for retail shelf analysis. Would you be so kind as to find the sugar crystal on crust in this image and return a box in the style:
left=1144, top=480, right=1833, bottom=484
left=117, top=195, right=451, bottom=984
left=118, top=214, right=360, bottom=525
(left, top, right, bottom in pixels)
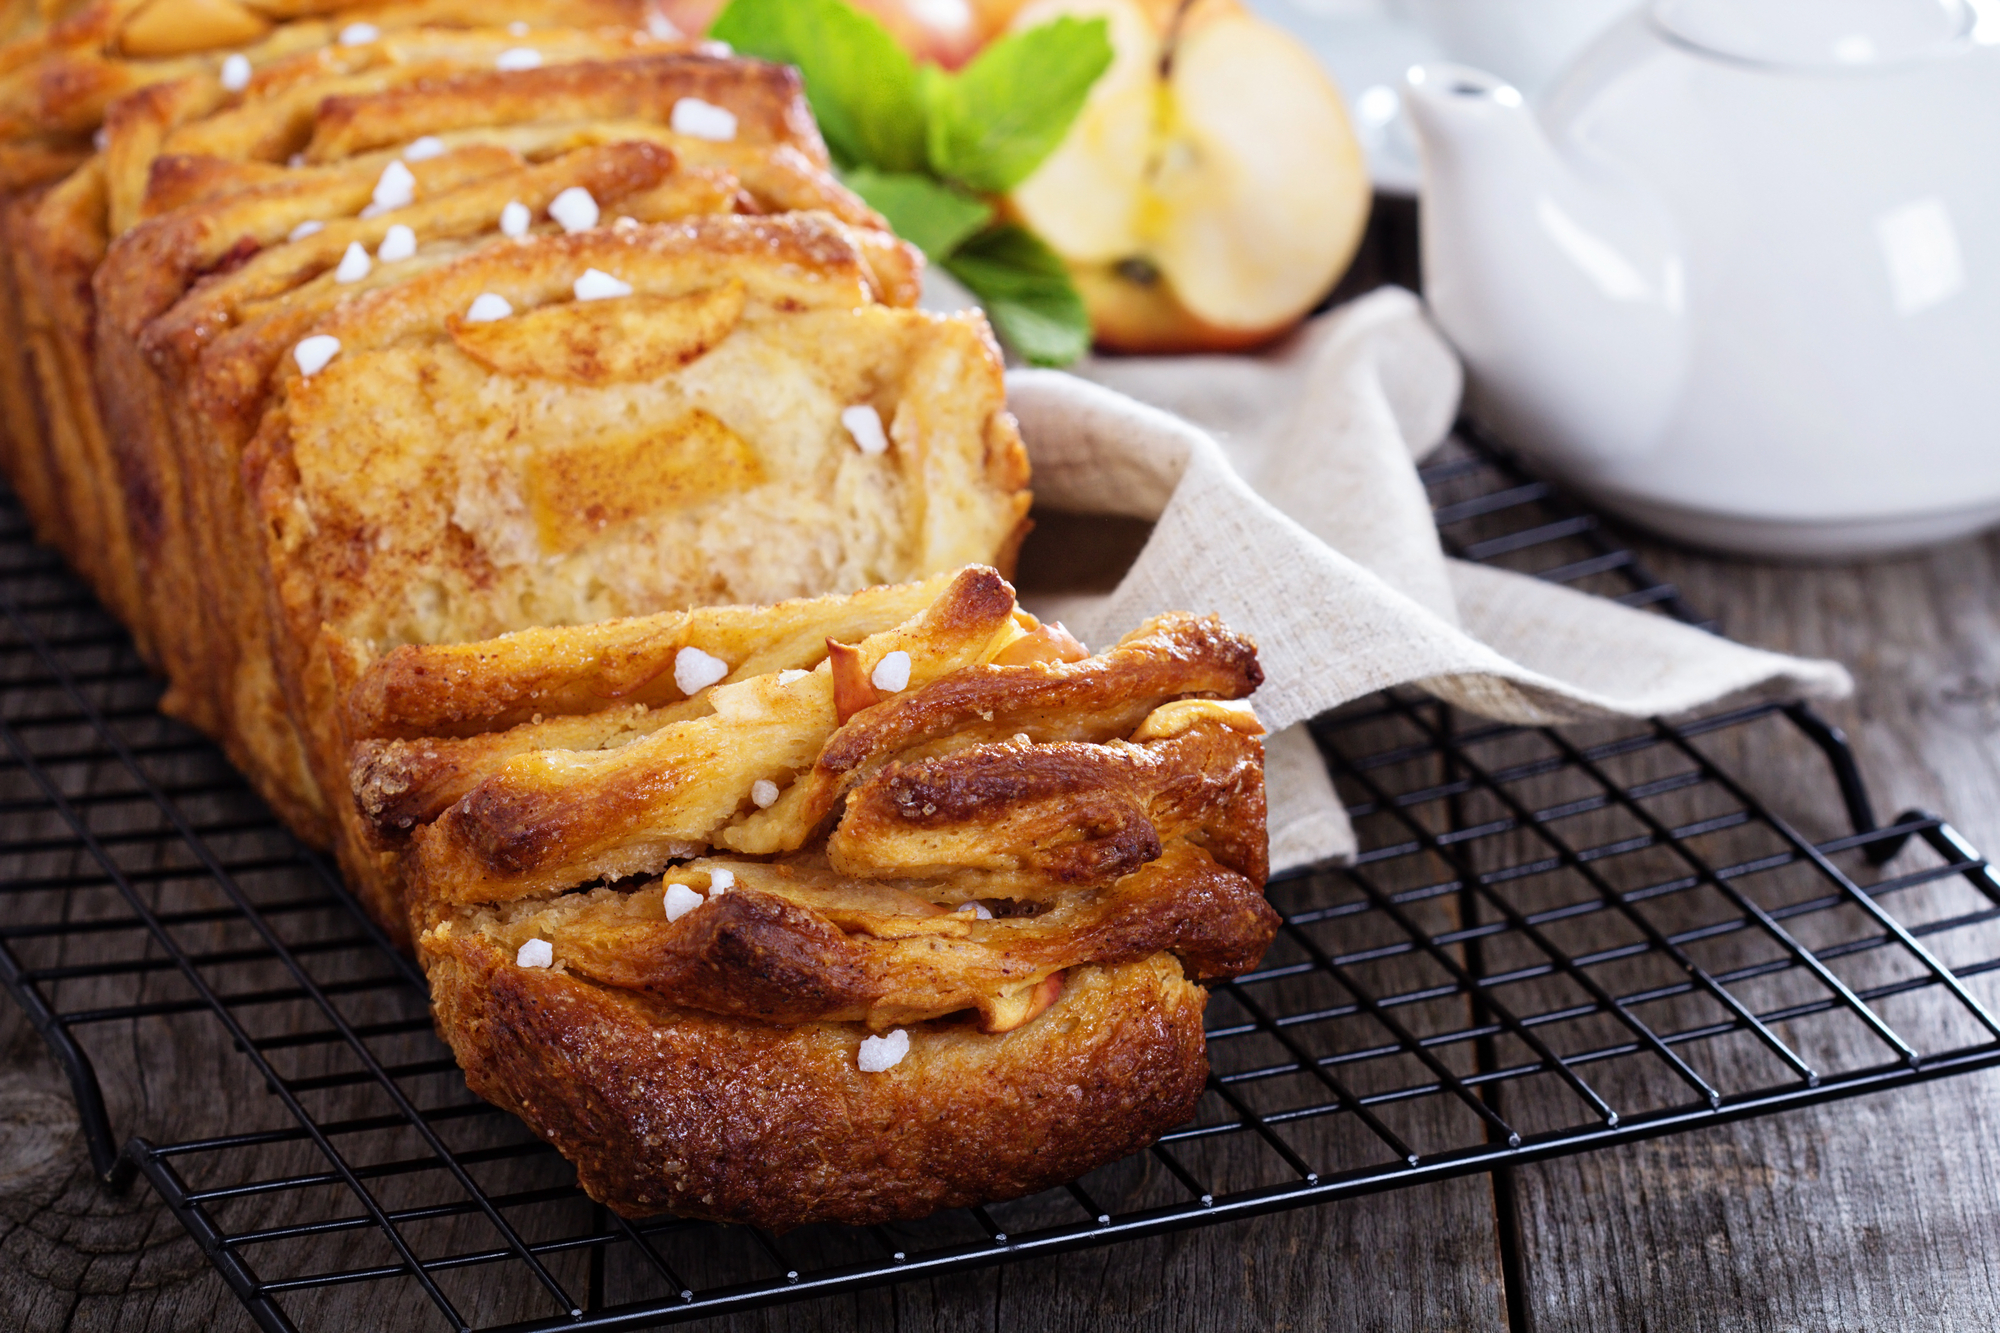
left=549, top=187, right=599, bottom=234
left=871, top=650, right=912, bottom=693
left=363, top=161, right=415, bottom=217
left=293, top=335, right=340, bottom=376
left=672, top=97, right=738, bottom=142
left=857, top=1030, right=909, bottom=1072
left=841, top=404, right=889, bottom=455
left=674, top=647, right=728, bottom=695
left=464, top=293, right=514, bottom=324
left=573, top=267, right=633, bottom=301
left=334, top=243, right=371, bottom=284
left=663, top=882, right=703, bottom=921
left=378, top=226, right=417, bottom=262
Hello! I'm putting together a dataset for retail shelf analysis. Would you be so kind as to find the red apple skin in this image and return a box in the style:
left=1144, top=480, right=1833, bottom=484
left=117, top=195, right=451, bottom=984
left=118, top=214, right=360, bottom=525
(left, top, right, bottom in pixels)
left=858, top=0, right=1036, bottom=67
left=685, top=0, right=1032, bottom=68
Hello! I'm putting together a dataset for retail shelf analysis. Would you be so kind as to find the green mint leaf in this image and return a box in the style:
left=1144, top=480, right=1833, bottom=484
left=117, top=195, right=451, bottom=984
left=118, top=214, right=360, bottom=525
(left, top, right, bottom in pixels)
left=842, top=167, right=994, bottom=259
left=945, top=224, right=1092, bottom=366
left=709, top=0, right=926, bottom=172
left=925, top=16, right=1113, bottom=195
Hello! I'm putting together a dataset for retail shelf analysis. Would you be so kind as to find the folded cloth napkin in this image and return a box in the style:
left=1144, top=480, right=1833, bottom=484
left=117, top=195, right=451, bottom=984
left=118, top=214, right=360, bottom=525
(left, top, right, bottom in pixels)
left=992, top=286, right=1853, bottom=872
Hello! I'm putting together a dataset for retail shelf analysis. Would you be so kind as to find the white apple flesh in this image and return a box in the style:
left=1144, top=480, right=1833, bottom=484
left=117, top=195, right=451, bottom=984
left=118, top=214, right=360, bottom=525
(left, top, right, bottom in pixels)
left=1008, top=0, right=1370, bottom=349
left=1004, top=0, right=1163, bottom=261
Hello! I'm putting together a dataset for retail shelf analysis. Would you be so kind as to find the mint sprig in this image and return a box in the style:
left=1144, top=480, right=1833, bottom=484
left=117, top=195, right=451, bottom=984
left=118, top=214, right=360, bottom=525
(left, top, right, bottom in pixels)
left=945, top=225, right=1092, bottom=368
left=926, top=17, right=1115, bottom=195
left=841, top=167, right=993, bottom=262
left=709, top=0, right=925, bottom=172
left=710, top=0, right=1111, bottom=366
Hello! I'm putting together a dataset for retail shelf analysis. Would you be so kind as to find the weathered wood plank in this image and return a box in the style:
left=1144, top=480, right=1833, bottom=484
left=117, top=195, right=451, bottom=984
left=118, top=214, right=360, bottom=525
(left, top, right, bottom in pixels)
left=1505, top=531, right=2000, bottom=1332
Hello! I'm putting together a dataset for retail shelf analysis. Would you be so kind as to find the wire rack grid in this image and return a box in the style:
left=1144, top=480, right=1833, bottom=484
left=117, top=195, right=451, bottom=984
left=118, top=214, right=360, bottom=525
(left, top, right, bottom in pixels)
left=2, top=422, right=1999, bottom=1332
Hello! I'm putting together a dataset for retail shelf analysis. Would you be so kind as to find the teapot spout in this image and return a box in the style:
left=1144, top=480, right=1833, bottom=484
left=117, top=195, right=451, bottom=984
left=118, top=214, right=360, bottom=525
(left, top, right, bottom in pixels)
left=1404, top=63, right=1689, bottom=474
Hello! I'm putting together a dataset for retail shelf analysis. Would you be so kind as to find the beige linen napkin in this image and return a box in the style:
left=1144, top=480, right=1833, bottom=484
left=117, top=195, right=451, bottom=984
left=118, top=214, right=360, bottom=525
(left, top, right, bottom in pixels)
left=993, top=286, right=1853, bottom=872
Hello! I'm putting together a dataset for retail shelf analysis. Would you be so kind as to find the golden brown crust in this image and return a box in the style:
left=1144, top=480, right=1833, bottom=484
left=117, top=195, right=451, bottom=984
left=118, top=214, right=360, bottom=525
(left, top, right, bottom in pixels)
left=424, top=931, right=1211, bottom=1228
left=722, top=612, right=1264, bottom=856
left=462, top=815, right=1276, bottom=1029
left=0, top=0, right=663, bottom=140
left=831, top=722, right=1270, bottom=888
left=339, top=571, right=955, bottom=742
left=104, top=30, right=676, bottom=233
left=11, top=155, right=158, bottom=649
left=304, top=53, right=827, bottom=167
left=401, top=567, right=1023, bottom=902
left=0, top=132, right=89, bottom=192
left=0, top=189, right=65, bottom=553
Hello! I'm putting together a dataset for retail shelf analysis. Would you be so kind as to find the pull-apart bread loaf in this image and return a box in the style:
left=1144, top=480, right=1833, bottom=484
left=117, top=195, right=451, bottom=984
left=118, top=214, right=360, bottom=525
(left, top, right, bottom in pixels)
left=0, top=7, right=1284, bottom=1231
left=345, top=566, right=1278, bottom=1227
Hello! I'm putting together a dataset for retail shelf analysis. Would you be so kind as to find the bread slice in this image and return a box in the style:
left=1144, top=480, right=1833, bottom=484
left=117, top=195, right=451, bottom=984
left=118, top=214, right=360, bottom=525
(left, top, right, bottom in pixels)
left=4, top=27, right=686, bottom=672
left=100, top=26, right=684, bottom=234
left=370, top=566, right=1269, bottom=959
left=0, top=0, right=658, bottom=141
left=390, top=591, right=1261, bottom=908
left=376, top=569, right=1272, bottom=1226
left=87, top=54, right=909, bottom=843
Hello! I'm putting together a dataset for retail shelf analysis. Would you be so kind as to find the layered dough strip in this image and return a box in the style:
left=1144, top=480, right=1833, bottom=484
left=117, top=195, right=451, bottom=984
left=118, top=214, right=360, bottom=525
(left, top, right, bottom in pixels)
left=393, top=573, right=1263, bottom=904
left=374, top=567, right=1279, bottom=1035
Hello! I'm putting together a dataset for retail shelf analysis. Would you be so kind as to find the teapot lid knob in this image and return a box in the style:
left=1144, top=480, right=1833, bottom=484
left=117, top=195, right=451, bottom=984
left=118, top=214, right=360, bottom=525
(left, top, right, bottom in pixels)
left=1651, top=0, right=1979, bottom=67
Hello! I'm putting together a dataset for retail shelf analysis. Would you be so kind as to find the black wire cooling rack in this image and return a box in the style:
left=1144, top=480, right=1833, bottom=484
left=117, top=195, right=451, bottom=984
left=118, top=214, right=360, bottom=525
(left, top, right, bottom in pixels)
left=3, top=420, right=2000, bottom=1333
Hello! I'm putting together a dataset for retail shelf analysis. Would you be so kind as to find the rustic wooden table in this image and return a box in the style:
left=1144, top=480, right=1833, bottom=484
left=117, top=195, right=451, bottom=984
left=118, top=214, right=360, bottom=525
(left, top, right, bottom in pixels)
left=5, top=526, right=1998, bottom=1332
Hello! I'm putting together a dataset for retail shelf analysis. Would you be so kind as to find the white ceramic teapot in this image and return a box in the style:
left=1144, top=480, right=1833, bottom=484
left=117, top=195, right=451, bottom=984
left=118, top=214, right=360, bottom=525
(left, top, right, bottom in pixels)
left=1404, top=0, right=2000, bottom=558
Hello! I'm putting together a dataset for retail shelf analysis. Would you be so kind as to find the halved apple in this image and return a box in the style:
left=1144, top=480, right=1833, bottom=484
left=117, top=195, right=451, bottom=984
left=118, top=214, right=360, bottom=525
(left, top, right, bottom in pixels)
left=1007, top=0, right=1370, bottom=352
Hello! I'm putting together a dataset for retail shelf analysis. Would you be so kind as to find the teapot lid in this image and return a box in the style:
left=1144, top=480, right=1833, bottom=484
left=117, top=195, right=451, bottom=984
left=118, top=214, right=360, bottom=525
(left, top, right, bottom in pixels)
left=1652, top=0, right=1977, bottom=68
